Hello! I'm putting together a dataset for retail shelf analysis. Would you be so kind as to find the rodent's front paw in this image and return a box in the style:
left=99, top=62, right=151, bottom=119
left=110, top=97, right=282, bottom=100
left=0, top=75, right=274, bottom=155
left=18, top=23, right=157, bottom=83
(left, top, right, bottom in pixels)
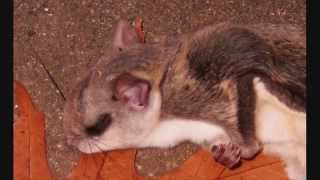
left=211, top=143, right=241, bottom=169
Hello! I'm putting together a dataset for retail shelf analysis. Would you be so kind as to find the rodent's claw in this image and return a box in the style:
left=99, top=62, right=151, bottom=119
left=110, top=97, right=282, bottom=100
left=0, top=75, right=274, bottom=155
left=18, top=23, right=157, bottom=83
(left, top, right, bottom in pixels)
left=211, top=143, right=241, bottom=169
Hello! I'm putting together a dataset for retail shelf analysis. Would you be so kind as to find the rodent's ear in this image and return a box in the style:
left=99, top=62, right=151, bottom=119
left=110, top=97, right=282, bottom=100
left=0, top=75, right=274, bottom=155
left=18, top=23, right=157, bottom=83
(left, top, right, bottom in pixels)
left=113, top=73, right=150, bottom=111
left=112, top=20, right=141, bottom=52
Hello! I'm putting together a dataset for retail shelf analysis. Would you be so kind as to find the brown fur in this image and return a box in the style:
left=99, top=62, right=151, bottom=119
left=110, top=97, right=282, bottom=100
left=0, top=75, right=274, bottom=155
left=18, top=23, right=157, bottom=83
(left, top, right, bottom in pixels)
left=63, top=22, right=305, bottom=161
left=157, top=23, right=305, bottom=158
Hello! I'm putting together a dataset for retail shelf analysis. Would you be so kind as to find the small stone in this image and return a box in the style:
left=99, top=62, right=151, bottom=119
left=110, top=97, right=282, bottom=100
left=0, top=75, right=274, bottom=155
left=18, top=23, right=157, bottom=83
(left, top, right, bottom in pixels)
left=27, top=30, right=36, bottom=37
left=136, top=164, right=142, bottom=170
left=44, top=8, right=49, bottom=12
left=153, top=37, right=160, bottom=43
left=97, top=71, right=102, bottom=76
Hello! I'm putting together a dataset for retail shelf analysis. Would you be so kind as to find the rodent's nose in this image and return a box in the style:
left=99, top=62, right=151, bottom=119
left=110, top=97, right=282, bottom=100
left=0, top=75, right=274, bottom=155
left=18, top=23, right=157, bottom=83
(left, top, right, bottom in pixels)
left=64, top=126, right=82, bottom=147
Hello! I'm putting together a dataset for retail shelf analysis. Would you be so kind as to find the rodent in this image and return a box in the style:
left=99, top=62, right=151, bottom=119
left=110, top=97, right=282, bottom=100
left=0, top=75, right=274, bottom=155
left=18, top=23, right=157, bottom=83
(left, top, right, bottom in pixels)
left=63, top=20, right=305, bottom=179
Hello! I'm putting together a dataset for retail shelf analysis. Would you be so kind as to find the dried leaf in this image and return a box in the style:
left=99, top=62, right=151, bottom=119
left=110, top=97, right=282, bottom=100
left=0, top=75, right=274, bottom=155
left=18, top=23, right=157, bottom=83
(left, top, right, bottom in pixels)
left=222, top=162, right=288, bottom=180
left=67, top=153, right=106, bottom=180
left=98, top=150, right=141, bottom=180
left=14, top=81, right=54, bottom=180
left=14, top=115, right=29, bottom=180
left=68, top=148, right=288, bottom=180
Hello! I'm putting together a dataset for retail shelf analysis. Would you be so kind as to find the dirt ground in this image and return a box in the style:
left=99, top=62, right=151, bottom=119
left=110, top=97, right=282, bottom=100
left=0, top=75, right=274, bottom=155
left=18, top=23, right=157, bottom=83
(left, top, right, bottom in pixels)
left=14, top=0, right=305, bottom=179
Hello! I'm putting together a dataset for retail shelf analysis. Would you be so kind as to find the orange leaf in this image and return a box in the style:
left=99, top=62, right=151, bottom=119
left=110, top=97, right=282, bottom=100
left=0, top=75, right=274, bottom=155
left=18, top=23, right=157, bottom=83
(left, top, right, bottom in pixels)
left=68, top=148, right=288, bottom=180
left=220, top=154, right=282, bottom=178
left=14, top=115, right=29, bottom=180
left=67, top=153, right=106, bottom=180
left=222, top=162, right=288, bottom=180
left=98, top=149, right=142, bottom=180
left=14, top=81, right=54, bottom=180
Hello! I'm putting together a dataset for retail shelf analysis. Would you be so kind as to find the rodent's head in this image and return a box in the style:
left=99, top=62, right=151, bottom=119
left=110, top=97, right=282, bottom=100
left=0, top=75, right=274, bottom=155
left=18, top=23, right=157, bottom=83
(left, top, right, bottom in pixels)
left=63, top=70, right=162, bottom=153
left=63, top=20, right=179, bottom=153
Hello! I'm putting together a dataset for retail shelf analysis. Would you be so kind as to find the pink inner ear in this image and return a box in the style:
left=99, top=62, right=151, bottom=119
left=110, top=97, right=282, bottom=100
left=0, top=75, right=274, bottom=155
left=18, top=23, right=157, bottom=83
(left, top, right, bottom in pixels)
left=112, top=20, right=140, bottom=51
left=115, top=74, right=150, bottom=110
left=122, top=82, right=149, bottom=109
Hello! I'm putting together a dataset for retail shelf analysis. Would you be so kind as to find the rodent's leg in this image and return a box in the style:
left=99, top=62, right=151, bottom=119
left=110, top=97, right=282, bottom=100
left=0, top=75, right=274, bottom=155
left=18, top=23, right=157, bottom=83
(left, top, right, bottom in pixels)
left=224, top=123, right=262, bottom=160
left=232, top=75, right=263, bottom=159
left=238, top=137, right=262, bottom=159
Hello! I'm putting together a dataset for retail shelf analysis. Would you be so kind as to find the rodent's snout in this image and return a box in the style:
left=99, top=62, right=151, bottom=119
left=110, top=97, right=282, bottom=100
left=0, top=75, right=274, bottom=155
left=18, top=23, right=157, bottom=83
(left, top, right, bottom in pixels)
left=64, top=123, right=83, bottom=148
left=63, top=99, right=84, bottom=149
left=66, top=134, right=81, bottom=148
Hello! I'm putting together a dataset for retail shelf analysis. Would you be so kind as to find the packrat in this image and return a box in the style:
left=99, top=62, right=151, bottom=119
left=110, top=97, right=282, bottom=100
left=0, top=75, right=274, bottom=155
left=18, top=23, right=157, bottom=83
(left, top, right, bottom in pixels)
left=63, top=20, right=305, bottom=179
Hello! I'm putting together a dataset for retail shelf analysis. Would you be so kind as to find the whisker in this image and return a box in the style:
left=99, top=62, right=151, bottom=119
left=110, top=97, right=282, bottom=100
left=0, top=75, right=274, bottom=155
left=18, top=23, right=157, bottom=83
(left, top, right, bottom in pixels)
left=89, top=139, right=109, bottom=163
left=91, top=139, right=110, bottom=149
left=84, top=140, right=93, bottom=172
left=87, top=140, right=103, bottom=167
left=87, top=140, right=94, bottom=154
left=91, top=140, right=105, bottom=152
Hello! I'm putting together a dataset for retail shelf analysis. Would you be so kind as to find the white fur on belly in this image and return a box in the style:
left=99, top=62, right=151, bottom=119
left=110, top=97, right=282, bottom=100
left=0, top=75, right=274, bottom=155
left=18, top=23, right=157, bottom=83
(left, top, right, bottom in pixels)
left=140, top=119, right=226, bottom=148
left=254, top=77, right=306, bottom=180
left=254, top=78, right=305, bottom=145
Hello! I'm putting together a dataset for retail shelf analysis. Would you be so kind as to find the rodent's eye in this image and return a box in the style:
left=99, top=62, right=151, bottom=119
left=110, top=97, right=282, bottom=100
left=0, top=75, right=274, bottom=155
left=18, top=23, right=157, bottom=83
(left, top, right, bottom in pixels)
left=85, top=113, right=112, bottom=136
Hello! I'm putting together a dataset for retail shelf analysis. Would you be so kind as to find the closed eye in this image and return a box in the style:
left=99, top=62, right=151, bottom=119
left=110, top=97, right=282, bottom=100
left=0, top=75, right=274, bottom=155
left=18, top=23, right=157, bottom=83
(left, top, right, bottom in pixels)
left=85, top=113, right=112, bottom=136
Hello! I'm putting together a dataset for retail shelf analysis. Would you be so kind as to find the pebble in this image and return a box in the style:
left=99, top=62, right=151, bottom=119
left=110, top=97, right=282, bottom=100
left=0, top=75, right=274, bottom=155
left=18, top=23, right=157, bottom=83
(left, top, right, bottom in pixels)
left=136, top=164, right=142, bottom=170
